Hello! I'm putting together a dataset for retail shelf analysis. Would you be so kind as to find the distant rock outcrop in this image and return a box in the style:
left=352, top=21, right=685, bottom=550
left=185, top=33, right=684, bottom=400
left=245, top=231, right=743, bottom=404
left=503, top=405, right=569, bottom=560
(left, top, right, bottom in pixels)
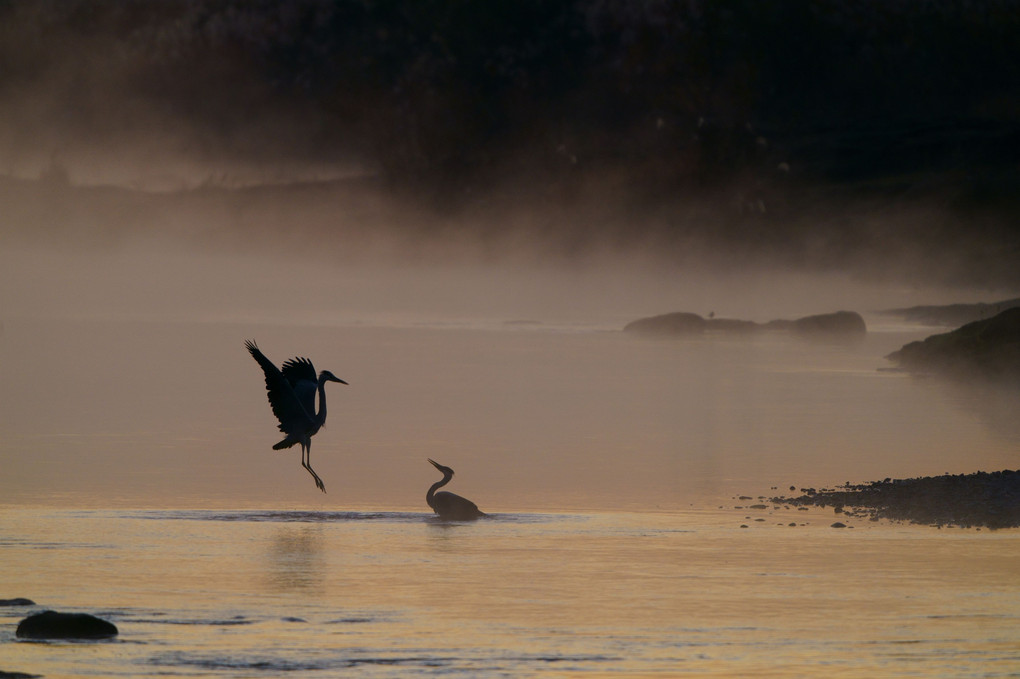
left=0, top=598, right=35, bottom=606
left=881, top=298, right=1020, bottom=327
left=886, top=307, right=1020, bottom=382
left=15, top=611, right=118, bottom=639
left=793, top=310, right=866, bottom=336
left=623, top=311, right=706, bottom=336
left=765, top=310, right=867, bottom=337
left=624, top=310, right=866, bottom=339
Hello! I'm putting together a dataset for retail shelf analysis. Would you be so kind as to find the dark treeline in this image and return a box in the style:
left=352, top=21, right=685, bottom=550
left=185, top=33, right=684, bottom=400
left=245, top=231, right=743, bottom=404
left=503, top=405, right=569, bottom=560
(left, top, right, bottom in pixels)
left=2, top=0, right=1019, bottom=277
left=3, top=1, right=1017, bottom=184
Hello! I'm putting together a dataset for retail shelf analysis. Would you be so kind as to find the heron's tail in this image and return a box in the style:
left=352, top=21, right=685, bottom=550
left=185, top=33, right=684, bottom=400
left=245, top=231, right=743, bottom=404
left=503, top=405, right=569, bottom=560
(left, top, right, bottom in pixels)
left=273, top=438, right=297, bottom=450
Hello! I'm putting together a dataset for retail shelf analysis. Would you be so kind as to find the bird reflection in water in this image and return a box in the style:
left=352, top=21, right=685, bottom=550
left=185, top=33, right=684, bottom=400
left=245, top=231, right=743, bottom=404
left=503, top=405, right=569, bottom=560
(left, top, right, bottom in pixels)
left=426, top=458, right=487, bottom=521
left=266, top=527, right=325, bottom=591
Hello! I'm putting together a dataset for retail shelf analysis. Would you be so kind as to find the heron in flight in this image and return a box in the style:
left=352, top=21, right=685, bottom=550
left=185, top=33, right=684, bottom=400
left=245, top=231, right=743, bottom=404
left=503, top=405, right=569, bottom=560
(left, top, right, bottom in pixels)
left=245, top=340, right=347, bottom=493
left=426, top=458, right=486, bottom=521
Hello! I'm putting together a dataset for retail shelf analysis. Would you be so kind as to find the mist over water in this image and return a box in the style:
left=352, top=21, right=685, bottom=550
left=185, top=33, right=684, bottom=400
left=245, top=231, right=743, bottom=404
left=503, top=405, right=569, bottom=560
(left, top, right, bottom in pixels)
left=2, top=106, right=1019, bottom=510
left=2, top=234, right=1018, bottom=511
left=3, top=105, right=1019, bottom=511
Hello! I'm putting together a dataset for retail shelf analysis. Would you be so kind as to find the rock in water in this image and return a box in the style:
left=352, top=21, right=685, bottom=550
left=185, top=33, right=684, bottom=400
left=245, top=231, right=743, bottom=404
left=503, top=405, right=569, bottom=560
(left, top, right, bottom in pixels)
left=16, top=611, right=118, bottom=639
left=791, top=311, right=866, bottom=337
left=0, top=598, right=35, bottom=606
left=767, top=311, right=867, bottom=337
left=624, top=310, right=866, bottom=339
left=623, top=311, right=706, bottom=336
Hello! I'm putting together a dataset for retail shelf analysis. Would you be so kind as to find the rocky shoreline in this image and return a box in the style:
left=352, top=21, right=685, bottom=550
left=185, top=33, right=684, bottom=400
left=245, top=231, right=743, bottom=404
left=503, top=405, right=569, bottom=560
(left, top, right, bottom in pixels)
left=770, top=470, right=1020, bottom=529
left=885, top=307, right=1020, bottom=383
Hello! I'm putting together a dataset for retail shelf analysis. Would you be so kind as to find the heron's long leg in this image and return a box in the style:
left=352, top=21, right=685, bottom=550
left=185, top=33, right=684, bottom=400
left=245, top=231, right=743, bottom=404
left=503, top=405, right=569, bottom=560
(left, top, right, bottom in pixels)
left=301, top=440, right=326, bottom=493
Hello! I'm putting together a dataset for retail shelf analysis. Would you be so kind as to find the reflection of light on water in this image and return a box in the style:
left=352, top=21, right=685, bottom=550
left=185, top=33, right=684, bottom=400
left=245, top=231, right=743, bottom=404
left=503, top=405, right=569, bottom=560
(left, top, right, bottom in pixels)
left=2, top=509, right=1019, bottom=677
left=266, top=526, right=326, bottom=591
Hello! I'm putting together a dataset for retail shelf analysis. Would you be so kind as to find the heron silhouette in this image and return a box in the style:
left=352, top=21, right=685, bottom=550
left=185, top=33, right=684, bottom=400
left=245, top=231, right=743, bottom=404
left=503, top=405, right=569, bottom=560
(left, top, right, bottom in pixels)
left=246, top=340, right=347, bottom=493
left=426, top=458, right=486, bottom=520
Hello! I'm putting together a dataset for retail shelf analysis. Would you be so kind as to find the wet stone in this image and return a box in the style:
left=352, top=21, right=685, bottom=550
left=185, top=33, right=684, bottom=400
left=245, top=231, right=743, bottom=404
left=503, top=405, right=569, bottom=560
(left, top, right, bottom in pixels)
left=16, top=611, right=118, bottom=639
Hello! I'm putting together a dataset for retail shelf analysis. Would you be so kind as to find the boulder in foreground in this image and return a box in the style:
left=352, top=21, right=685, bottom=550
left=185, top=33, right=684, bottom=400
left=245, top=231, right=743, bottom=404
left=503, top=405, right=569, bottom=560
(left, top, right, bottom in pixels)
left=16, top=611, right=118, bottom=639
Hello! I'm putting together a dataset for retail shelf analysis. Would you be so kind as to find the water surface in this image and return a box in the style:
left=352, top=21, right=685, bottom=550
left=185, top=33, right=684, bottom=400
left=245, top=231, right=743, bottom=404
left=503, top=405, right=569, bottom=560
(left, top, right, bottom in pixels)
left=2, top=508, right=1018, bottom=678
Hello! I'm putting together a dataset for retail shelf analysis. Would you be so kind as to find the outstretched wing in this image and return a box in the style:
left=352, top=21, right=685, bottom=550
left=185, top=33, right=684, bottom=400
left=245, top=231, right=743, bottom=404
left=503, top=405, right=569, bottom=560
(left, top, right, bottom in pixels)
left=245, top=340, right=314, bottom=436
left=281, top=356, right=317, bottom=418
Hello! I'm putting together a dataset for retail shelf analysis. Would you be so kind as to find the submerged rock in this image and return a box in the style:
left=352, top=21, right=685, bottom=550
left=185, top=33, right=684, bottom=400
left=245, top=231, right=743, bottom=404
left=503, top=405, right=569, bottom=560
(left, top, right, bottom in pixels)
left=16, top=610, right=118, bottom=639
left=0, top=598, right=35, bottom=606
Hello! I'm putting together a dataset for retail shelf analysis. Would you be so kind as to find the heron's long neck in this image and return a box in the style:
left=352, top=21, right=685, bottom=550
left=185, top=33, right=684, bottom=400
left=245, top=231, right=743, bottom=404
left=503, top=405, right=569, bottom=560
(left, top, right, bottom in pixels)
left=426, top=474, right=452, bottom=508
left=315, top=377, right=329, bottom=424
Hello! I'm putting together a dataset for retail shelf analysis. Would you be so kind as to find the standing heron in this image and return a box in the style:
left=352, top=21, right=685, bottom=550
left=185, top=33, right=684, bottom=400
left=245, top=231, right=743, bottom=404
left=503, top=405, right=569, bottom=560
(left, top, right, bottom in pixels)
left=426, top=458, right=486, bottom=520
left=246, top=340, right=347, bottom=493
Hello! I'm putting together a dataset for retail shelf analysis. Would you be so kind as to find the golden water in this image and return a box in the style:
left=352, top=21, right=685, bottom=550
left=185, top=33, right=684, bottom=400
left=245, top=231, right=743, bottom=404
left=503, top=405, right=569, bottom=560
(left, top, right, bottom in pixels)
left=2, top=508, right=1018, bottom=678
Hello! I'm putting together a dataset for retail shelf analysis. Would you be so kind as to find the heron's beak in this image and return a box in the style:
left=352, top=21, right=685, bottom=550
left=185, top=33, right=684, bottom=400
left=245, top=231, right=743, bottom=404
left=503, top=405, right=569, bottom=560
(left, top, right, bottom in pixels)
left=428, top=458, right=441, bottom=469
left=334, top=377, right=349, bottom=385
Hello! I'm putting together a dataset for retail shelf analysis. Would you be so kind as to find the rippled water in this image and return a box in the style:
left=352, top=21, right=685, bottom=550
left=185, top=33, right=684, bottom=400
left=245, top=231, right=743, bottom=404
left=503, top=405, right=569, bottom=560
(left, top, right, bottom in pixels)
left=2, top=509, right=1018, bottom=678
